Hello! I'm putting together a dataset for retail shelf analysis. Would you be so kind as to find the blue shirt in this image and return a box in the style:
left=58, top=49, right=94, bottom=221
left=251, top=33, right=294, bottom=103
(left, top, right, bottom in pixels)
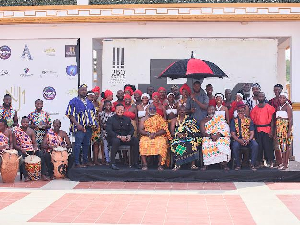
left=66, top=97, right=97, bottom=132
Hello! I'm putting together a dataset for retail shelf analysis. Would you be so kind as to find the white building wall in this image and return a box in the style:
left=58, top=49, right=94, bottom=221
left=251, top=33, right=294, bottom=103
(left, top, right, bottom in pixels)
left=1, top=21, right=300, bottom=159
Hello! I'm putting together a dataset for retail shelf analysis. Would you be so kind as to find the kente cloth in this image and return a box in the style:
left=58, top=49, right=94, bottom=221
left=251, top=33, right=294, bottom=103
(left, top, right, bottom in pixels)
left=139, top=114, right=171, bottom=165
left=276, top=118, right=293, bottom=153
left=66, top=97, right=98, bottom=133
left=0, top=106, right=15, bottom=127
left=14, top=127, right=34, bottom=151
left=202, top=115, right=231, bottom=166
left=0, top=132, right=9, bottom=154
left=269, top=97, right=292, bottom=112
left=170, top=116, right=202, bottom=166
left=99, top=111, right=115, bottom=139
left=91, top=105, right=101, bottom=144
left=45, top=129, right=64, bottom=152
left=230, top=117, right=254, bottom=140
left=35, top=129, right=46, bottom=147
left=250, top=104, right=275, bottom=134
left=28, top=110, right=51, bottom=127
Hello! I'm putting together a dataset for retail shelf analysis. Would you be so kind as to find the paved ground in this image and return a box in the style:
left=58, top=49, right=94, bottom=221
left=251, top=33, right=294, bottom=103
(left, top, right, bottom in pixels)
left=0, top=179, right=300, bottom=225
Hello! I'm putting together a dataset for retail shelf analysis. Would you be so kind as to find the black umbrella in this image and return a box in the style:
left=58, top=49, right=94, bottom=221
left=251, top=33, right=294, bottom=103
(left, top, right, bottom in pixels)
left=158, top=52, right=228, bottom=80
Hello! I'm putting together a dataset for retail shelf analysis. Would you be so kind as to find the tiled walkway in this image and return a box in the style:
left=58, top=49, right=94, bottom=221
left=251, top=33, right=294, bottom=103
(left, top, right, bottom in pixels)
left=0, top=180, right=299, bottom=224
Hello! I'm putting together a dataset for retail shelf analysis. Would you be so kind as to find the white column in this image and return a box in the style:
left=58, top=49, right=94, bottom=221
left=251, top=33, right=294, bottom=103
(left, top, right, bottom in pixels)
left=79, top=37, right=93, bottom=88
left=290, top=34, right=300, bottom=161
left=277, top=47, right=286, bottom=87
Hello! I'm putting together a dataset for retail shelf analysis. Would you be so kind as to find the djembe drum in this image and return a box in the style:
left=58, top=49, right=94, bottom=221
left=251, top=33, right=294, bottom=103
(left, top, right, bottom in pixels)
left=51, top=146, right=68, bottom=179
left=25, top=155, right=41, bottom=181
left=0, top=150, right=20, bottom=183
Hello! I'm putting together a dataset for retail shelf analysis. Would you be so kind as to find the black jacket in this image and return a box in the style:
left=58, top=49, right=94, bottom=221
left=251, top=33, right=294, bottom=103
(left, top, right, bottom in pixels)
left=106, top=114, right=134, bottom=139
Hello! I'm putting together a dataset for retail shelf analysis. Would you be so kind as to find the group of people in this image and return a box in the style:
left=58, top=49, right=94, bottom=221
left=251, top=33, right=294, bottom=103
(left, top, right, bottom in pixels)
left=0, top=80, right=293, bottom=181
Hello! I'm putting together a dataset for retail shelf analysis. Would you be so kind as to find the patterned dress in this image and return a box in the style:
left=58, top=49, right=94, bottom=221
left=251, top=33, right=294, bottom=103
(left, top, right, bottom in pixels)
left=14, top=127, right=34, bottom=152
left=0, top=132, right=9, bottom=154
left=202, top=115, right=231, bottom=166
left=0, top=106, right=16, bottom=127
left=139, top=114, right=171, bottom=165
left=171, top=116, right=202, bottom=166
left=28, top=110, right=51, bottom=148
left=91, top=104, right=101, bottom=145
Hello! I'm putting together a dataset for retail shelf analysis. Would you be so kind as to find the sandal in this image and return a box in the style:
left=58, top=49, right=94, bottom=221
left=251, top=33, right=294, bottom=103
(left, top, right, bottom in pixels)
left=142, top=165, right=148, bottom=171
left=201, top=166, right=207, bottom=171
left=158, top=166, right=164, bottom=171
left=172, top=165, right=181, bottom=171
left=191, top=165, right=198, bottom=170
left=235, top=166, right=241, bottom=171
left=250, top=165, right=257, bottom=171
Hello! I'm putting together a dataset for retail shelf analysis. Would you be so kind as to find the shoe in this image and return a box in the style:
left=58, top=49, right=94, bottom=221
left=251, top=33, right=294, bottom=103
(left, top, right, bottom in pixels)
left=235, top=166, right=241, bottom=171
left=132, top=164, right=142, bottom=169
left=24, top=177, right=30, bottom=182
left=111, top=164, right=120, bottom=170
left=41, top=175, right=50, bottom=181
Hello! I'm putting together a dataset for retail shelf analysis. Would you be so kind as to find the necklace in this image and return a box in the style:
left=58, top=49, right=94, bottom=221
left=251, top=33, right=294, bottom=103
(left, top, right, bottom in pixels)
left=177, top=115, right=187, bottom=127
left=168, top=102, right=176, bottom=109
left=216, top=104, right=222, bottom=111
left=279, top=102, right=287, bottom=111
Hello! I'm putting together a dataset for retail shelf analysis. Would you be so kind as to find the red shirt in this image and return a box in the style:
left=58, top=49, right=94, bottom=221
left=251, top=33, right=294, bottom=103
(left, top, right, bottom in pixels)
left=250, top=104, right=275, bottom=134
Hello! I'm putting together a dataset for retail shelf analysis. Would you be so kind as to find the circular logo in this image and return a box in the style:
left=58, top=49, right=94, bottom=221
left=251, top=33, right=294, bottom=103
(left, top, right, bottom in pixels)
left=66, top=65, right=78, bottom=77
left=43, top=86, right=56, bottom=100
left=0, top=46, right=11, bottom=60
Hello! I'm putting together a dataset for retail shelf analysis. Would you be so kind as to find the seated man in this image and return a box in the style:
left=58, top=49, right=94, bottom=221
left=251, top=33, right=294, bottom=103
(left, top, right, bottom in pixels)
left=42, top=119, right=72, bottom=179
left=230, top=102, right=258, bottom=171
left=106, top=104, right=139, bottom=170
left=13, top=116, right=48, bottom=181
left=200, top=106, right=231, bottom=170
left=139, top=104, right=171, bottom=171
left=0, top=119, right=13, bottom=163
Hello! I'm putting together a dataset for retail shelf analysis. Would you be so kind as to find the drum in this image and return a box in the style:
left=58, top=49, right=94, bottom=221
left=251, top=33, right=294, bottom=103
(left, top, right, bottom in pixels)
left=0, top=150, right=20, bottom=183
left=51, top=147, right=68, bottom=179
left=25, top=155, right=41, bottom=181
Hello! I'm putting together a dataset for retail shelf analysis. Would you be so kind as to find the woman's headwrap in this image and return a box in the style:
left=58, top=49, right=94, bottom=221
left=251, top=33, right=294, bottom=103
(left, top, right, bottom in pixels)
left=279, top=91, right=289, bottom=99
left=252, top=83, right=261, bottom=90
left=124, top=94, right=132, bottom=100
left=236, top=101, right=246, bottom=108
left=152, top=92, right=159, bottom=99
left=141, top=93, right=150, bottom=99
left=92, top=86, right=100, bottom=93
left=236, top=92, right=244, bottom=99
left=124, top=86, right=134, bottom=96
left=215, top=93, right=224, bottom=100
left=104, top=90, right=113, bottom=99
left=158, top=87, right=166, bottom=92
left=79, top=84, right=87, bottom=89
left=167, top=92, right=175, bottom=98
left=134, top=90, right=142, bottom=96
left=87, top=92, right=95, bottom=96
left=180, top=83, right=191, bottom=95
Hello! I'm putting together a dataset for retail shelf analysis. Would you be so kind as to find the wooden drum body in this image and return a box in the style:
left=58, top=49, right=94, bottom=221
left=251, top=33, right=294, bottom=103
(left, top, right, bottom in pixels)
left=51, top=147, right=68, bottom=179
left=1, top=150, right=19, bottom=183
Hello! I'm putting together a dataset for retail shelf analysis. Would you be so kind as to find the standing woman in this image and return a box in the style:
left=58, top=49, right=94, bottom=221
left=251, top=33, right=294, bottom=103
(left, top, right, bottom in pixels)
left=151, top=92, right=166, bottom=120
left=134, top=90, right=143, bottom=106
left=123, top=94, right=138, bottom=136
left=99, top=90, right=113, bottom=111
left=178, top=83, right=191, bottom=107
left=165, top=93, right=178, bottom=122
left=229, top=92, right=250, bottom=120
left=137, top=93, right=150, bottom=120
left=99, top=100, right=115, bottom=165
left=275, top=92, right=293, bottom=170
left=214, top=93, right=230, bottom=124
left=90, top=88, right=102, bottom=165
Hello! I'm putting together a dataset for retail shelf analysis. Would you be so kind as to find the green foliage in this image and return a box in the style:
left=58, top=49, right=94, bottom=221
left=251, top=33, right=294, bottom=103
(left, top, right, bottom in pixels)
left=286, top=59, right=290, bottom=82
left=0, top=0, right=76, bottom=6
left=90, top=0, right=300, bottom=4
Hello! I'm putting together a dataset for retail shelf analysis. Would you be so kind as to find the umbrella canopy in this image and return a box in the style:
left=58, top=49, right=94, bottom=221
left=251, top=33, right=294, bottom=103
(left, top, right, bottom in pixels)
left=158, top=58, right=228, bottom=80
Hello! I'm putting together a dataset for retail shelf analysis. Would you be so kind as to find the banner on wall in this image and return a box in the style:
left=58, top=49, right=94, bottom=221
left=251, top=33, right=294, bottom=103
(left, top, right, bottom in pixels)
left=0, top=39, right=79, bottom=132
